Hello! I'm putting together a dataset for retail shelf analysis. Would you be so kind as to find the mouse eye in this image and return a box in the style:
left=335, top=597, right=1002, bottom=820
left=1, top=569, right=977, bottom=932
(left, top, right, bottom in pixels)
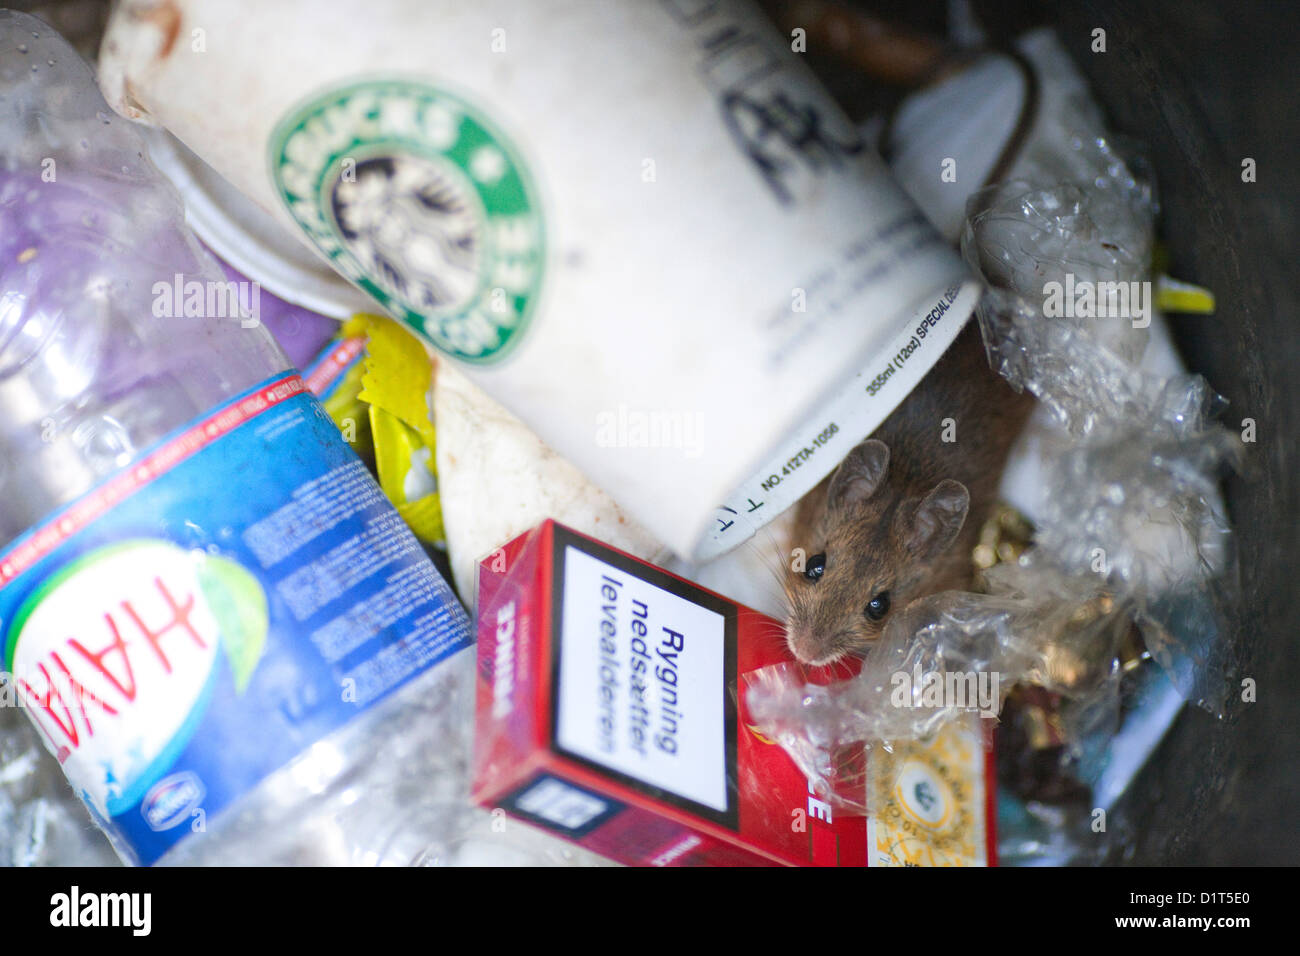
left=865, top=591, right=891, bottom=621
left=804, top=552, right=826, bottom=581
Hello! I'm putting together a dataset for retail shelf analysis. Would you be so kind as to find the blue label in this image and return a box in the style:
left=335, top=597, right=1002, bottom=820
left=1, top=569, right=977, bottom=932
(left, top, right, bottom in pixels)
left=0, top=372, right=471, bottom=864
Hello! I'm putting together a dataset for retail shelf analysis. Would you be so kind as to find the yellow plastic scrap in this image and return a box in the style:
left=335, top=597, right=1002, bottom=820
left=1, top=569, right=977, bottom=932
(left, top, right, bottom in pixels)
left=369, top=403, right=445, bottom=545
left=342, top=313, right=445, bottom=545
left=1155, top=274, right=1216, bottom=314
left=346, top=314, right=438, bottom=446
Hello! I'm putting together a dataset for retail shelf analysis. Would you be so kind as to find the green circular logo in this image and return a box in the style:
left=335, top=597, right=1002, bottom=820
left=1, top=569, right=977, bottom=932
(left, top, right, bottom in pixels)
left=269, top=79, right=544, bottom=363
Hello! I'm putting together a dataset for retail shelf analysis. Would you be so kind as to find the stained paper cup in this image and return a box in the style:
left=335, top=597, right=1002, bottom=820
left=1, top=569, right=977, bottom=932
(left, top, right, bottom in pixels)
left=101, top=0, right=981, bottom=560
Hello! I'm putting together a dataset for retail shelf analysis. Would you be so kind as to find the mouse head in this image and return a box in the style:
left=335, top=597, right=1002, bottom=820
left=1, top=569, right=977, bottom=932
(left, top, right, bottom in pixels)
left=784, top=439, right=970, bottom=665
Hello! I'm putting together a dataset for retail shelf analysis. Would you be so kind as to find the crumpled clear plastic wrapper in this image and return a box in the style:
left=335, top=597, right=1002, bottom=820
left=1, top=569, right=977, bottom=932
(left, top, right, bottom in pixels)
left=963, top=166, right=1155, bottom=368
left=746, top=139, right=1240, bottom=815
left=746, top=560, right=1137, bottom=814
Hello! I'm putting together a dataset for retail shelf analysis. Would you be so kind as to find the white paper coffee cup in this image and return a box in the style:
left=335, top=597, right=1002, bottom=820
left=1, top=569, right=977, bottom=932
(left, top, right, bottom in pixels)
left=101, top=0, right=980, bottom=560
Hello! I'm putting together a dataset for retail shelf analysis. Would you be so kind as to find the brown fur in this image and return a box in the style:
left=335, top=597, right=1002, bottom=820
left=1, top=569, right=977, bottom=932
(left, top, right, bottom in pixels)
left=783, top=320, right=1035, bottom=665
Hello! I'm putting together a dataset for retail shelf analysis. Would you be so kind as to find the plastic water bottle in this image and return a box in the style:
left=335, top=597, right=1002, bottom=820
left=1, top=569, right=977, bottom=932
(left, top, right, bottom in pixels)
left=0, top=10, right=593, bottom=867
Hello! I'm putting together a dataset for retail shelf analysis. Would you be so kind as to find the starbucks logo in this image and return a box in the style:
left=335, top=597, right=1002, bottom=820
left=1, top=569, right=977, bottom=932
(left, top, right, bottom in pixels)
left=332, top=155, right=484, bottom=315
left=270, top=80, right=544, bottom=363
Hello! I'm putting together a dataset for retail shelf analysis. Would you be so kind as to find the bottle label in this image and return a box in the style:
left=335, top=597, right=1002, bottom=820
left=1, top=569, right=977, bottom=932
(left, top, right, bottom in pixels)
left=0, top=373, right=471, bottom=864
left=268, top=80, right=544, bottom=364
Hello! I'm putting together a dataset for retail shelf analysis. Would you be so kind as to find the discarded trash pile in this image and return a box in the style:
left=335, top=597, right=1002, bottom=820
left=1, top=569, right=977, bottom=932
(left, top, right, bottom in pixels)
left=0, top=4, right=1240, bottom=867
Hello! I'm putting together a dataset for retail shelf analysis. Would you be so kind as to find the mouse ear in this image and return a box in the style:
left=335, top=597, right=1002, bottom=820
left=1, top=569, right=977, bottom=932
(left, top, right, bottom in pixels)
left=903, top=479, right=969, bottom=560
left=828, top=439, right=890, bottom=512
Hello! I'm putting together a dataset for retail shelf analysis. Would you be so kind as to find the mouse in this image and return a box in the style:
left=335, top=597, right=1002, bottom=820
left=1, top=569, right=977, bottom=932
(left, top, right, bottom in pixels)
left=782, top=319, right=1036, bottom=665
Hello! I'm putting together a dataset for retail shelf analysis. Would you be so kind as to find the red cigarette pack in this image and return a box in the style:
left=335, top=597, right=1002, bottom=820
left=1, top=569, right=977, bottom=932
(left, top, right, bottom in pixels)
left=471, top=520, right=996, bottom=867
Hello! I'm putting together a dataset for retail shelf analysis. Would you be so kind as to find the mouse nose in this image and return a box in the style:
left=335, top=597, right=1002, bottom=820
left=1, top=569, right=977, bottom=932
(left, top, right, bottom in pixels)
left=785, top=624, right=820, bottom=664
